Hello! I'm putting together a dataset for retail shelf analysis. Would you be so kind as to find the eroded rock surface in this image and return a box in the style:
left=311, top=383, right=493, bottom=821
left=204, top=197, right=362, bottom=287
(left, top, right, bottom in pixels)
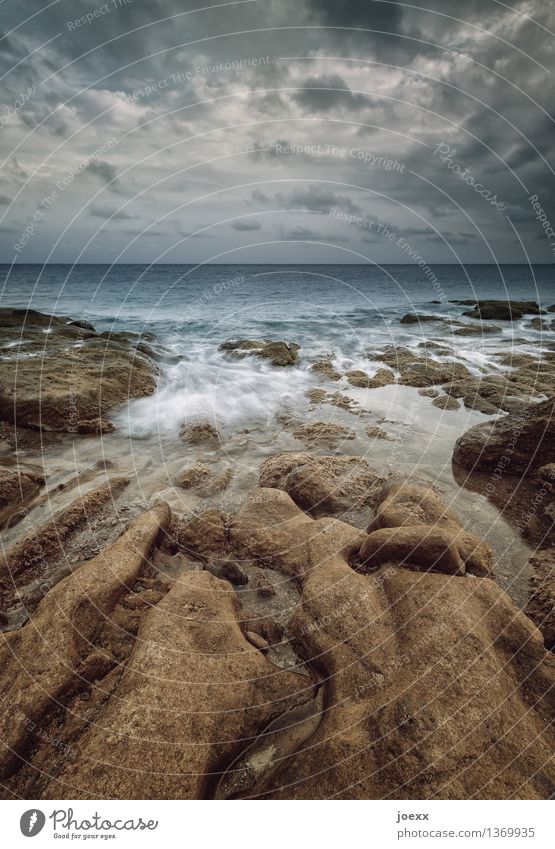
left=0, top=309, right=158, bottom=433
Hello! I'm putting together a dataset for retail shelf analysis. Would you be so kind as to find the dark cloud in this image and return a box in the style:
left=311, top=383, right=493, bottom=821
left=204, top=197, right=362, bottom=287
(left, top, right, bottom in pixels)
left=253, top=186, right=362, bottom=215
left=231, top=219, right=262, bottom=231
left=292, top=73, right=373, bottom=113
left=279, top=224, right=349, bottom=242
left=89, top=205, right=138, bottom=220
left=82, top=160, right=119, bottom=188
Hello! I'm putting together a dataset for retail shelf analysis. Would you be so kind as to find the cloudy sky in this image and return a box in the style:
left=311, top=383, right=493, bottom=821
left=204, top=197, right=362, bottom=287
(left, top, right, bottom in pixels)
left=0, top=0, right=553, bottom=263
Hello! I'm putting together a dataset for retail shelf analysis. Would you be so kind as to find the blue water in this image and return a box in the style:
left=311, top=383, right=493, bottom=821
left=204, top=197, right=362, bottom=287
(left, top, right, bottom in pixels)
left=1, top=264, right=553, bottom=435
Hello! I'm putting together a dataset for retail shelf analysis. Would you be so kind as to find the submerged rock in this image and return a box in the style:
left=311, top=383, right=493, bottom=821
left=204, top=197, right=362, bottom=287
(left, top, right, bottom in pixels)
left=220, top=339, right=300, bottom=366
left=292, top=421, right=355, bottom=448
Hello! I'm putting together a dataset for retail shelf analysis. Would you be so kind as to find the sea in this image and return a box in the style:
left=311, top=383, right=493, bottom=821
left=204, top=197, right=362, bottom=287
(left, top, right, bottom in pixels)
left=1, top=263, right=553, bottom=438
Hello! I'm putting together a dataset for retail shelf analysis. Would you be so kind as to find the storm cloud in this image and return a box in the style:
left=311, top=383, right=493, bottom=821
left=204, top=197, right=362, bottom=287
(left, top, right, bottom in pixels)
left=0, top=0, right=552, bottom=263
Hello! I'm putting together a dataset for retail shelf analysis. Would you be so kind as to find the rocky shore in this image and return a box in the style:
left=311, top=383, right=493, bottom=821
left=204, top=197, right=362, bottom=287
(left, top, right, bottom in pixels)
left=0, top=305, right=553, bottom=799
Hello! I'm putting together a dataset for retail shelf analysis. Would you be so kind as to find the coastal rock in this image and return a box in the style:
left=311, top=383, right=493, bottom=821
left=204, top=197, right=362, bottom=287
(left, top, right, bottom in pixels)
left=398, top=359, right=472, bottom=388
left=345, top=369, right=373, bottom=387
left=0, top=463, right=45, bottom=527
left=399, top=313, right=439, bottom=324
left=176, top=461, right=232, bottom=496
left=179, top=422, right=219, bottom=445
left=176, top=508, right=230, bottom=559
left=432, top=394, right=460, bottom=410
left=0, top=509, right=309, bottom=799
left=229, top=489, right=555, bottom=800
left=453, top=323, right=501, bottom=335
left=365, top=481, right=492, bottom=576
left=310, top=358, right=341, bottom=381
left=259, top=454, right=383, bottom=519
left=0, top=309, right=158, bottom=433
left=366, top=425, right=391, bottom=439
left=292, top=422, right=355, bottom=448
left=525, top=550, right=555, bottom=650
left=365, top=367, right=396, bottom=388
left=359, top=526, right=465, bottom=575
left=0, top=477, right=130, bottom=614
left=453, top=397, right=554, bottom=475
left=205, top=557, right=248, bottom=586
left=460, top=300, right=543, bottom=321
left=220, top=339, right=300, bottom=366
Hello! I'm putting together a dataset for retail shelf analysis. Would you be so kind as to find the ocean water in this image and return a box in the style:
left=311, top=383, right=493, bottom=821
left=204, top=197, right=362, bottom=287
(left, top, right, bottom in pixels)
left=1, top=263, right=553, bottom=437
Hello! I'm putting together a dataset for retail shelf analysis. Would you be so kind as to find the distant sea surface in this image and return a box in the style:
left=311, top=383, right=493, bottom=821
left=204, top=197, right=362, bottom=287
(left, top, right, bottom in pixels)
left=1, top=263, right=553, bottom=436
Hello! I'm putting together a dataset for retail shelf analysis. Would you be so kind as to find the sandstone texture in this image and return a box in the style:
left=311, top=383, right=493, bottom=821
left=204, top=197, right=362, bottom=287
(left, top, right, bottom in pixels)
left=0, top=309, right=159, bottom=433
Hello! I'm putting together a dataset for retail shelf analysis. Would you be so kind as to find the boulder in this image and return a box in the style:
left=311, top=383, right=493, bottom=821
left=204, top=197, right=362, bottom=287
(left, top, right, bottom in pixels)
left=432, top=394, right=460, bottom=411
left=365, top=481, right=492, bottom=576
left=259, top=453, right=383, bottom=519
left=220, top=339, right=300, bottom=366
left=399, top=313, right=439, bottom=324
left=453, top=398, right=554, bottom=475
left=179, top=422, right=219, bottom=444
left=460, top=300, right=543, bottom=321
left=398, top=359, right=472, bottom=388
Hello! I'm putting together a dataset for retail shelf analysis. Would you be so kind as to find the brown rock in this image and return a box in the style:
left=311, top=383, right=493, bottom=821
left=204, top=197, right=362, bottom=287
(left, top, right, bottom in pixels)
left=366, top=425, right=391, bottom=439
left=453, top=397, right=554, bottom=476
left=228, top=489, right=555, bottom=800
left=310, top=359, right=341, bottom=381
left=525, top=550, right=555, bottom=650
left=176, top=508, right=230, bottom=560
left=366, top=481, right=492, bottom=576
left=220, top=339, right=299, bottom=366
left=292, top=422, right=355, bottom=448
left=245, top=630, right=269, bottom=651
left=0, top=310, right=158, bottom=432
left=259, top=454, right=383, bottom=519
left=179, top=422, right=219, bottom=444
left=432, top=394, right=460, bottom=411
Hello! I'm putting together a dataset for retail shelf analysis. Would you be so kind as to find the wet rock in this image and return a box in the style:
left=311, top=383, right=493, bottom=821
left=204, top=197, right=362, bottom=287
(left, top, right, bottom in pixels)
left=220, top=339, right=300, bottom=366
left=398, top=359, right=472, bottom=387
left=0, top=477, right=130, bottom=611
left=306, top=388, right=328, bottom=405
left=418, top=387, right=439, bottom=398
left=0, top=309, right=158, bottom=433
left=176, top=461, right=232, bottom=496
left=179, top=422, right=219, bottom=444
left=365, top=367, right=396, bottom=388
left=453, top=397, right=554, bottom=476
left=366, top=425, right=391, bottom=439
left=259, top=453, right=383, bottom=519
left=460, top=300, right=543, bottom=321
left=310, top=358, right=341, bottom=381
left=346, top=369, right=373, bottom=387
left=400, top=313, right=439, bottom=324
left=360, top=526, right=465, bottom=575
left=68, top=319, right=96, bottom=332
left=432, top=394, right=460, bottom=411
left=292, top=422, right=355, bottom=448
left=205, top=557, right=248, bottom=586
left=453, top=323, right=501, bottom=336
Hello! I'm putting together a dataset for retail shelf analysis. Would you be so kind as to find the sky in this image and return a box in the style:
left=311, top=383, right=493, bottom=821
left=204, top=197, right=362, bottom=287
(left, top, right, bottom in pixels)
left=0, top=0, right=554, bottom=264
